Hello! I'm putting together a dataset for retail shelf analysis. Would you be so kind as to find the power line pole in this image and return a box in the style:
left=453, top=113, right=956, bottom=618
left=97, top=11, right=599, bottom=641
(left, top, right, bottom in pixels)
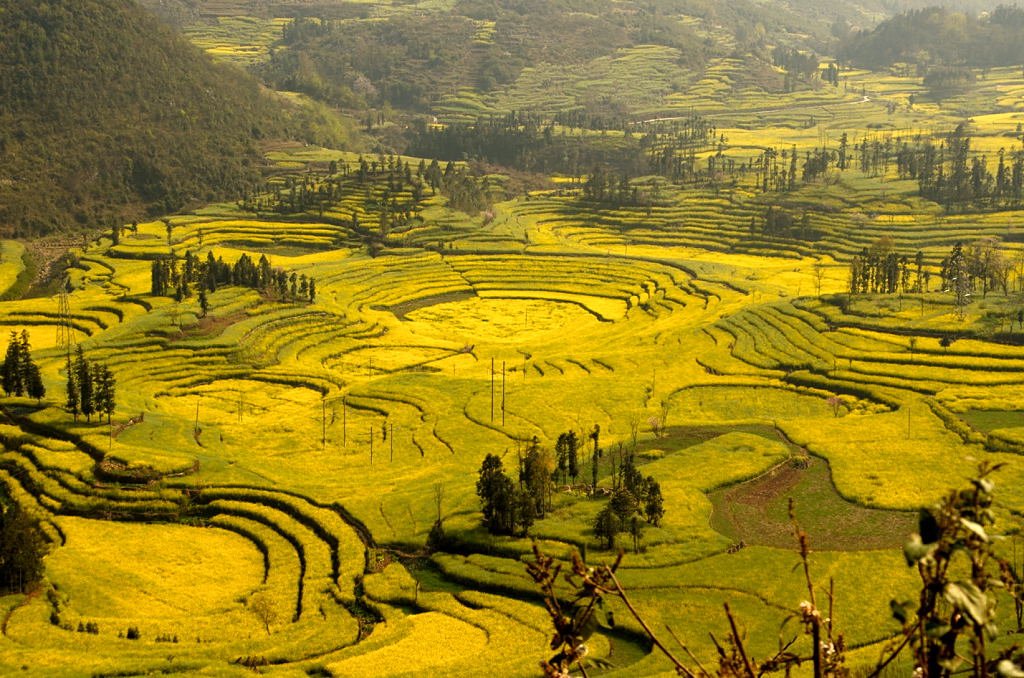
left=390, top=423, right=394, bottom=462
left=501, top=360, right=506, bottom=427
left=322, top=396, right=326, bottom=450
left=343, top=397, right=347, bottom=447
left=490, top=358, right=495, bottom=423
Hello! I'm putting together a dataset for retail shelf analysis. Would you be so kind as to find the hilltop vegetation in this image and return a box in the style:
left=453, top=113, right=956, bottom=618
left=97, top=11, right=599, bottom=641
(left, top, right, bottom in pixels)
left=0, top=0, right=357, bottom=239
left=840, top=5, right=1024, bottom=69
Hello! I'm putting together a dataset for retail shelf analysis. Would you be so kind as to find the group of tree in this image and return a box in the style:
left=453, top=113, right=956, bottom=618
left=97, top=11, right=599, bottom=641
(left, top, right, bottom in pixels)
left=592, top=453, right=664, bottom=552
left=65, top=346, right=115, bottom=423
left=476, top=441, right=554, bottom=537
left=897, top=125, right=1024, bottom=212
left=410, top=113, right=717, bottom=192
left=839, top=6, right=1024, bottom=72
left=240, top=155, right=425, bottom=228
left=848, top=237, right=1021, bottom=320
left=848, top=238, right=927, bottom=295
left=771, top=46, right=825, bottom=91
left=938, top=239, right=1022, bottom=323
left=756, top=206, right=815, bottom=240
left=740, top=126, right=1024, bottom=216
left=1, top=331, right=45, bottom=401
left=0, top=496, right=44, bottom=594
left=581, top=165, right=654, bottom=208
left=476, top=433, right=665, bottom=550
left=151, top=252, right=316, bottom=307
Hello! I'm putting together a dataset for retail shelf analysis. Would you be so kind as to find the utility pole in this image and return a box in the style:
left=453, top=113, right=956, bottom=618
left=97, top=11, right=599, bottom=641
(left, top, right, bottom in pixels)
left=490, top=358, right=495, bottom=423
left=390, top=423, right=394, bottom=462
left=322, top=396, right=326, bottom=450
left=370, top=426, right=373, bottom=465
left=343, top=397, right=347, bottom=447
left=501, top=361, right=506, bottom=427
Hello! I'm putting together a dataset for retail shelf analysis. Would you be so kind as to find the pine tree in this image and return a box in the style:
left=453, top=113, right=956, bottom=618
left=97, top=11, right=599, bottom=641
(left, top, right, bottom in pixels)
left=100, top=365, right=115, bottom=424
left=17, top=331, right=32, bottom=394
left=948, top=241, right=972, bottom=320
left=644, top=478, right=665, bottom=527
left=555, top=432, right=569, bottom=484
left=25, top=362, right=44, bottom=403
left=594, top=504, right=618, bottom=550
left=0, top=501, right=45, bottom=594
left=567, top=431, right=579, bottom=484
left=1, top=331, right=21, bottom=397
left=76, top=347, right=94, bottom=421
left=65, top=356, right=79, bottom=421
left=477, top=454, right=513, bottom=534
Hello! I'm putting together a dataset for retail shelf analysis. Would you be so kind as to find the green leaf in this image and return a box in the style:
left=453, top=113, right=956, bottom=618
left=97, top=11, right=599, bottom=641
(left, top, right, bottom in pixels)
left=593, top=598, right=615, bottom=630
left=573, top=602, right=597, bottom=641
left=919, top=509, right=941, bottom=543
left=924, top=619, right=949, bottom=638
left=960, top=518, right=988, bottom=541
left=890, top=599, right=914, bottom=624
left=903, top=534, right=935, bottom=566
left=943, top=581, right=990, bottom=625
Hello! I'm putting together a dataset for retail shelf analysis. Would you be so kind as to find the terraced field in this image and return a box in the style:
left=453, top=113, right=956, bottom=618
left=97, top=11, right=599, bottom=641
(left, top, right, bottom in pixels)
left=6, top=60, right=1024, bottom=672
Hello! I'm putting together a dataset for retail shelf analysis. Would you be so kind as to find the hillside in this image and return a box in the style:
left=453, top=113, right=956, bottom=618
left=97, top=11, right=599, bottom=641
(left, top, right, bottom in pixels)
left=839, top=5, right=1024, bottom=69
left=0, top=0, right=318, bottom=238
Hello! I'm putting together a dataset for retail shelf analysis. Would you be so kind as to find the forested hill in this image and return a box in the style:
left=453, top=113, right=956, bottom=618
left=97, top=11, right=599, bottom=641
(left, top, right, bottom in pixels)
left=838, top=5, right=1024, bottom=69
left=0, top=0, right=301, bottom=238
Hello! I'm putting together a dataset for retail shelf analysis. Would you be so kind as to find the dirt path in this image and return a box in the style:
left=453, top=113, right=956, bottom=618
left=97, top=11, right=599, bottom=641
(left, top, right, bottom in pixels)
left=708, top=454, right=914, bottom=550
left=636, top=96, right=873, bottom=125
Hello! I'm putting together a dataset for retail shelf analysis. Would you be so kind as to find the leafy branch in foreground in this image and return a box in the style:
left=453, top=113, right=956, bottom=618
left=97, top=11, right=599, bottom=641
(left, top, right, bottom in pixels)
left=528, top=463, right=1024, bottom=678
left=881, top=461, right=1023, bottom=678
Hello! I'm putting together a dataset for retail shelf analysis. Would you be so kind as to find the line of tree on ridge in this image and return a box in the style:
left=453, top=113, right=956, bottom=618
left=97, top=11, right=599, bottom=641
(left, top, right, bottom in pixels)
left=65, top=346, right=115, bottom=424
left=151, top=251, right=317, bottom=309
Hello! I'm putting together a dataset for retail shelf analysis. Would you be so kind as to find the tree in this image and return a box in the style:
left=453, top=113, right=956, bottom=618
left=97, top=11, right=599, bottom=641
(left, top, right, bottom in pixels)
left=2, top=331, right=23, bottom=396
left=248, top=593, right=277, bottom=634
left=610, top=488, right=638, bottom=526
left=75, top=347, right=94, bottom=421
left=198, top=288, right=209, bottom=317
left=477, top=454, right=515, bottom=534
left=948, top=241, right=971, bottom=319
left=25, top=361, right=44, bottom=403
left=629, top=516, right=644, bottom=554
left=593, top=504, right=618, bottom=550
left=514, top=488, right=536, bottom=537
left=65, top=356, right=79, bottom=421
left=644, top=479, right=664, bottom=527
left=555, top=432, right=569, bottom=484
left=94, top=365, right=115, bottom=424
left=2, top=331, right=43, bottom=401
left=567, top=431, right=579, bottom=484
left=521, top=440, right=554, bottom=517
left=0, top=499, right=45, bottom=594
